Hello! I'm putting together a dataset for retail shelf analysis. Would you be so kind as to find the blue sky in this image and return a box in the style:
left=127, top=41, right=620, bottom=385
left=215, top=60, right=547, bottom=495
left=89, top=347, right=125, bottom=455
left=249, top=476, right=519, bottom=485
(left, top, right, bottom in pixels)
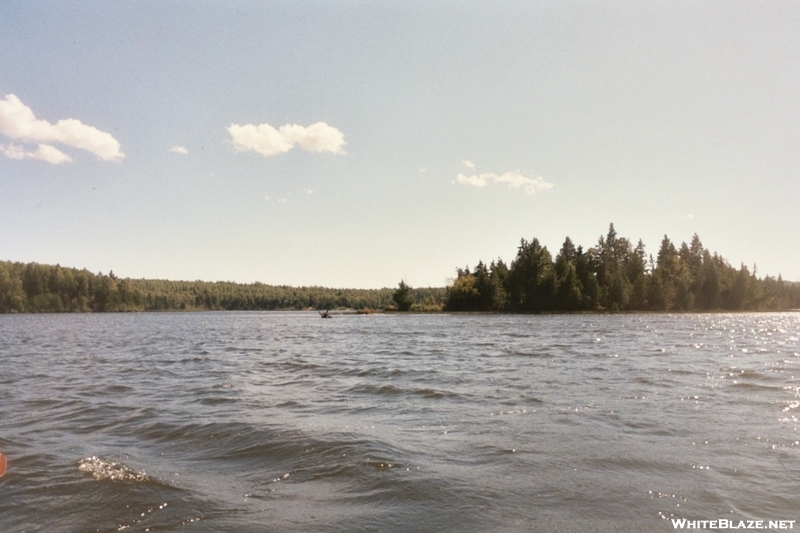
left=1, top=1, right=798, bottom=288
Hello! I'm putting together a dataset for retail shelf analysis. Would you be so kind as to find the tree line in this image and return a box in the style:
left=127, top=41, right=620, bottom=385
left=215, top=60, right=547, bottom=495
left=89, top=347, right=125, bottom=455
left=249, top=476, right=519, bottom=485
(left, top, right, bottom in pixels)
left=444, top=224, right=799, bottom=312
left=0, top=261, right=445, bottom=313
left=2, top=224, right=797, bottom=314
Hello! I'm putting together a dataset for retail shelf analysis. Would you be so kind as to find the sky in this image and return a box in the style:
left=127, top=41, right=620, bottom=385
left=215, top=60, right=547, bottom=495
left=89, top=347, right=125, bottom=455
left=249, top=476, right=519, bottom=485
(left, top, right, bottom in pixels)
left=1, top=1, right=798, bottom=289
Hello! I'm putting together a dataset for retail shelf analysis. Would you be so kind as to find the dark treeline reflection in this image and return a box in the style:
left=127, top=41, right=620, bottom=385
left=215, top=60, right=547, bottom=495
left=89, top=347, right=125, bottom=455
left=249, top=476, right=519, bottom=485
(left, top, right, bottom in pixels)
left=0, top=263, right=445, bottom=313
left=445, top=224, right=799, bottom=312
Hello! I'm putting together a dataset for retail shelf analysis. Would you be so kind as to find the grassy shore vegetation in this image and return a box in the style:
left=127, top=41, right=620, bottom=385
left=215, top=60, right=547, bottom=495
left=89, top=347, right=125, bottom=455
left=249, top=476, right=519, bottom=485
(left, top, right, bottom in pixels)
left=0, top=262, right=446, bottom=313
left=444, top=224, right=800, bottom=312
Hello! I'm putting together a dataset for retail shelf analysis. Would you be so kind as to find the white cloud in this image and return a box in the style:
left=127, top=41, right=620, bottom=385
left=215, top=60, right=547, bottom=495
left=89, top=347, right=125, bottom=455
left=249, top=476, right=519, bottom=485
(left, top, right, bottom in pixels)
left=456, top=169, right=553, bottom=195
left=228, top=123, right=293, bottom=156
left=456, top=173, right=488, bottom=188
left=227, top=121, right=346, bottom=157
left=1, top=142, right=72, bottom=164
left=419, top=167, right=427, bottom=173
left=31, top=144, right=73, bottom=164
left=170, top=145, right=188, bottom=154
left=282, top=122, right=346, bottom=154
left=306, top=189, right=314, bottom=194
left=674, top=212, right=695, bottom=220
left=0, top=94, right=124, bottom=161
left=462, top=160, right=476, bottom=170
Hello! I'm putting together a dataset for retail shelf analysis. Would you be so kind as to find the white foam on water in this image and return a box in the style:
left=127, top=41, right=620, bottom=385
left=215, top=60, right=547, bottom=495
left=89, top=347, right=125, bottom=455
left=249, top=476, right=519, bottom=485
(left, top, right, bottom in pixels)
left=77, top=456, right=150, bottom=482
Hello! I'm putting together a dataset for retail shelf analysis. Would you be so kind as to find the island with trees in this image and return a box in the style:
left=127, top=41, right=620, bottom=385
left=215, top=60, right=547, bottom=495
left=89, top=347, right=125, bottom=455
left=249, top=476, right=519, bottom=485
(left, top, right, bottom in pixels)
left=444, top=224, right=799, bottom=312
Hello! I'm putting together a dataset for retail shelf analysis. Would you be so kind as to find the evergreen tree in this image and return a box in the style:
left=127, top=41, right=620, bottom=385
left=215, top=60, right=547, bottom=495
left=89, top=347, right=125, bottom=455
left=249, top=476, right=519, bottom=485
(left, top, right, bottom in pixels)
left=696, top=250, right=720, bottom=309
left=507, top=238, right=555, bottom=312
left=726, top=264, right=750, bottom=310
left=392, top=280, right=415, bottom=311
left=489, top=259, right=509, bottom=310
left=554, top=237, right=583, bottom=311
left=574, top=246, right=599, bottom=310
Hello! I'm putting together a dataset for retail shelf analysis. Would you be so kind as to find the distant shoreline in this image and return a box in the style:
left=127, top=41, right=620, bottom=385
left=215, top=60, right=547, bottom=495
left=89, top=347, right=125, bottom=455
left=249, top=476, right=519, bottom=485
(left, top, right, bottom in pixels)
left=2, top=236, right=799, bottom=315
left=0, top=259, right=446, bottom=314
left=2, top=306, right=798, bottom=316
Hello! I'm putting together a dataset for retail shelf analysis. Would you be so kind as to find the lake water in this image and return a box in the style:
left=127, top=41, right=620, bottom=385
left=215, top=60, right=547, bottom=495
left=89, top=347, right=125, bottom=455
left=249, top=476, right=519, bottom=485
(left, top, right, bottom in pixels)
left=1, top=312, right=799, bottom=532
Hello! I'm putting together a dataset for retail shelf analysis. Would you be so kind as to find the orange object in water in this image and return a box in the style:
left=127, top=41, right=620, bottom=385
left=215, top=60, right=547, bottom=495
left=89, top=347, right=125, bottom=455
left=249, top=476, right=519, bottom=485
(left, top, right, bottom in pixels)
left=0, top=453, right=6, bottom=477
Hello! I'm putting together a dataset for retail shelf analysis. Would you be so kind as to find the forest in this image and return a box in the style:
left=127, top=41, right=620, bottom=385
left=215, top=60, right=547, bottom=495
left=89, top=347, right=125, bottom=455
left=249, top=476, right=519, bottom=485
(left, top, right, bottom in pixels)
left=0, top=261, right=444, bottom=313
left=1, top=224, right=797, bottom=314
left=444, top=224, right=799, bottom=312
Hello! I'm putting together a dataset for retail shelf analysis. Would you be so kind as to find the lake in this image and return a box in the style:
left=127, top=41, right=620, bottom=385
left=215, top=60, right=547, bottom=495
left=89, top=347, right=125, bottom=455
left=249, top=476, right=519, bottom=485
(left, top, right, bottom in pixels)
left=1, top=312, right=799, bottom=532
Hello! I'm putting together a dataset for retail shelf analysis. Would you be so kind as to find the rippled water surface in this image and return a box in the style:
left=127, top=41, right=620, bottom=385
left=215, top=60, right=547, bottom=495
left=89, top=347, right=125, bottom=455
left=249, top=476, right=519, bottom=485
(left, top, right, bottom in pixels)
left=1, top=312, right=799, bottom=532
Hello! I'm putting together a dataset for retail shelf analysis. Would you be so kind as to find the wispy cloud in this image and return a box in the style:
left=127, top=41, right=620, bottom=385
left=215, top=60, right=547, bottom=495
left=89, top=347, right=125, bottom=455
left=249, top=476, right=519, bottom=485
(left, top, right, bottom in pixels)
left=455, top=161, right=553, bottom=195
left=0, top=94, right=124, bottom=162
left=674, top=212, right=695, bottom=220
left=227, top=121, right=346, bottom=157
left=462, top=160, right=475, bottom=170
left=1, top=143, right=72, bottom=164
left=170, top=145, right=188, bottom=155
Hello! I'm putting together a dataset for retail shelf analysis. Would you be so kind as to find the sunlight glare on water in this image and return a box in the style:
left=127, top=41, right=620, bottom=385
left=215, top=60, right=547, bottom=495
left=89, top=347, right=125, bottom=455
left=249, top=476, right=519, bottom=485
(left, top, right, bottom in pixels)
left=0, top=312, right=799, bottom=532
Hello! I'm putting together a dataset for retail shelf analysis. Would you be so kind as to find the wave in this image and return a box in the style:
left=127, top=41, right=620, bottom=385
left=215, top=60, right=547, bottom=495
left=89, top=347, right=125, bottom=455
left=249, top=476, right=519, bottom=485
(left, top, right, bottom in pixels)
left=346, top=383, right=458, bottom=399
left=77, top=456, right=153, bottom=483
